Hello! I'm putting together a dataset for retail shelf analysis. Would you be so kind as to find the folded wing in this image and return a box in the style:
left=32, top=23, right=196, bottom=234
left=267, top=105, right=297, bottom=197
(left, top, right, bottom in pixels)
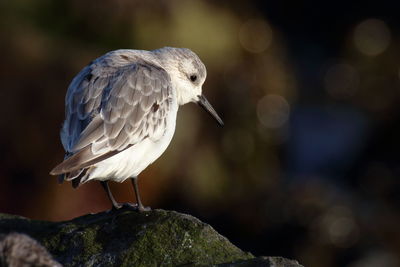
left=51, top=56, right=173, bottom=175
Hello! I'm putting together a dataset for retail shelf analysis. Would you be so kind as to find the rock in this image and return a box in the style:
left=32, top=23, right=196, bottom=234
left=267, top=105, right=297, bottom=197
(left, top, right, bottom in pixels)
left=0, top=209, right=303, bottom=267
left=0, top=233, right=62, bottom=267
left=219, top=256, right=303, bottom=267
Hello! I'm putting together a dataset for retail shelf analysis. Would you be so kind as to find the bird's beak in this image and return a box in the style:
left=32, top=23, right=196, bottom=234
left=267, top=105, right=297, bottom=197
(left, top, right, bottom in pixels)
left=197, top=95, right=224, bottom=127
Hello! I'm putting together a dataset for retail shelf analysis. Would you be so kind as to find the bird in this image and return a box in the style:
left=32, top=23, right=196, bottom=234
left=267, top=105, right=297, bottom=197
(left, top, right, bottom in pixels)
left=50, top=47, right=224, bottom=212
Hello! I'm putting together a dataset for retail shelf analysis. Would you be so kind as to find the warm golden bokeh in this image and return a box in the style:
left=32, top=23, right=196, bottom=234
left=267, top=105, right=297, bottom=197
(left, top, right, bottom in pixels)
left=1, top=1, right=400, bottom=266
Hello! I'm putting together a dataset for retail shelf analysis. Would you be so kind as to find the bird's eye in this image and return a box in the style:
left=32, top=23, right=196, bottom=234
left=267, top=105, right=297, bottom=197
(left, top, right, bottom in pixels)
left=190, top=75, right=197, bottom=82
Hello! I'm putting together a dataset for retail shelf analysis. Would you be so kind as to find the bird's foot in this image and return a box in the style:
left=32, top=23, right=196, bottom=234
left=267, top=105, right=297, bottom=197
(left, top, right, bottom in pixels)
left=110, top=202, right=123, bottom=211
left=137, top=204, right=151, bottom=212
left=116, top=203, right=151, bottom=212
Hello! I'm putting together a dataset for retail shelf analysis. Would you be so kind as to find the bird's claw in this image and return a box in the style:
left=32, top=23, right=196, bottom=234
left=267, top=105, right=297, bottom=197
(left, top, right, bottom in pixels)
left=111, top=203, right=151, bottom=212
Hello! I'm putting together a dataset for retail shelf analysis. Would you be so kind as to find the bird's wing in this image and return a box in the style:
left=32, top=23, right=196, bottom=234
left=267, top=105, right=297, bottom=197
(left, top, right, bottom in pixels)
left=51, top=56, right=173, bottom=175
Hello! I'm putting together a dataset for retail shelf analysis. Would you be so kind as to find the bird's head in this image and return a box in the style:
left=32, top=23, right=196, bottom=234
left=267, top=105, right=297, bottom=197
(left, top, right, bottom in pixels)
left=155, top=47, right=224, bottom=126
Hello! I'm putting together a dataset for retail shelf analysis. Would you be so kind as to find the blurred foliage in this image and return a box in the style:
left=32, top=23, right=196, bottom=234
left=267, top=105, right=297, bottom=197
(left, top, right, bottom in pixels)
left=1, top=0, right=400, bottom=266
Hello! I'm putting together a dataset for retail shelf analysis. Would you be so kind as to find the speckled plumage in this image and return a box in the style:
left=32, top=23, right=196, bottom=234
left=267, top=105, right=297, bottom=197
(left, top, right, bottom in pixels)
left=50, top=47, right=222, bottom=210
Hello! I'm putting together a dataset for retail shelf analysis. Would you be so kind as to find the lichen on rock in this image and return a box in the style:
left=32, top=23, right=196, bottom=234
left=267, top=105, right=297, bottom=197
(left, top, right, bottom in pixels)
left=0, top=209, right=303, bottom=267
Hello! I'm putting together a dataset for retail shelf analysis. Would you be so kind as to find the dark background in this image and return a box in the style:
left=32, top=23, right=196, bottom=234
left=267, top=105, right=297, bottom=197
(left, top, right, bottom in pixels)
left=1, top=1, right=400, bottom=266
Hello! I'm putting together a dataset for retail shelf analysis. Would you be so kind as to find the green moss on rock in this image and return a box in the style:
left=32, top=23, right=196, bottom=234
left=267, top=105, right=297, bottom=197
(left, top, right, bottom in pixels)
left=0, top=209, right=302, bottom=267
left=0, top=209, right=251, bottom=266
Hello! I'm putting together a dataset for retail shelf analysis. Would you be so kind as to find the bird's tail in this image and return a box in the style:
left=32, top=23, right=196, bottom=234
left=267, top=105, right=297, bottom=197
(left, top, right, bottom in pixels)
left=57, top=168, right=90, bottom=188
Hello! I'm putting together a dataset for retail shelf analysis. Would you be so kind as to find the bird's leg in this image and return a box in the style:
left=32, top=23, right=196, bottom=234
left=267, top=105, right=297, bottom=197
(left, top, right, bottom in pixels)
left=131, top=177, right=151, bottom=212
left=100, top=181, right=122, bottom=210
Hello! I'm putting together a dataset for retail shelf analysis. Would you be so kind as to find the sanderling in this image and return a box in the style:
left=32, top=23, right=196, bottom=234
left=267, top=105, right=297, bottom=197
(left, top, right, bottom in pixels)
left=50, top=47, right=223, bottom=212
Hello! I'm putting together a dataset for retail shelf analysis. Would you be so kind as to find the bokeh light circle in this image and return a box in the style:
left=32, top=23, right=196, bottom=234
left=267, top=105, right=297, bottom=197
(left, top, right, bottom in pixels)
left=324, top=63, right=359, bottom=99
left=257, top=94, right=290, bottom=128
left=353, top=19, right=391, bottom=56
left=239, top=19, right=273, bottom=53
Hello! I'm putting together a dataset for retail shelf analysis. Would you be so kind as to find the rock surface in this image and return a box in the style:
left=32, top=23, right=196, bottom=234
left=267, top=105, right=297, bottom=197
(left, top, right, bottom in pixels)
left=0, top=233, right=62, bottom=267
left=0, top=209, right=303, bottom=267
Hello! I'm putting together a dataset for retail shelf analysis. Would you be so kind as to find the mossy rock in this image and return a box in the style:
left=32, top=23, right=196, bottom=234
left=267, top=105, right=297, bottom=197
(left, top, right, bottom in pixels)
left=0, top=209, right=302, bottom=267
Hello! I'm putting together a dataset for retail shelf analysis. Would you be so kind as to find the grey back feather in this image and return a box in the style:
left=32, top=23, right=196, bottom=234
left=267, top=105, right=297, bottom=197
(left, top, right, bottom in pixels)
left=54, top=51, right=173, bottom=175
